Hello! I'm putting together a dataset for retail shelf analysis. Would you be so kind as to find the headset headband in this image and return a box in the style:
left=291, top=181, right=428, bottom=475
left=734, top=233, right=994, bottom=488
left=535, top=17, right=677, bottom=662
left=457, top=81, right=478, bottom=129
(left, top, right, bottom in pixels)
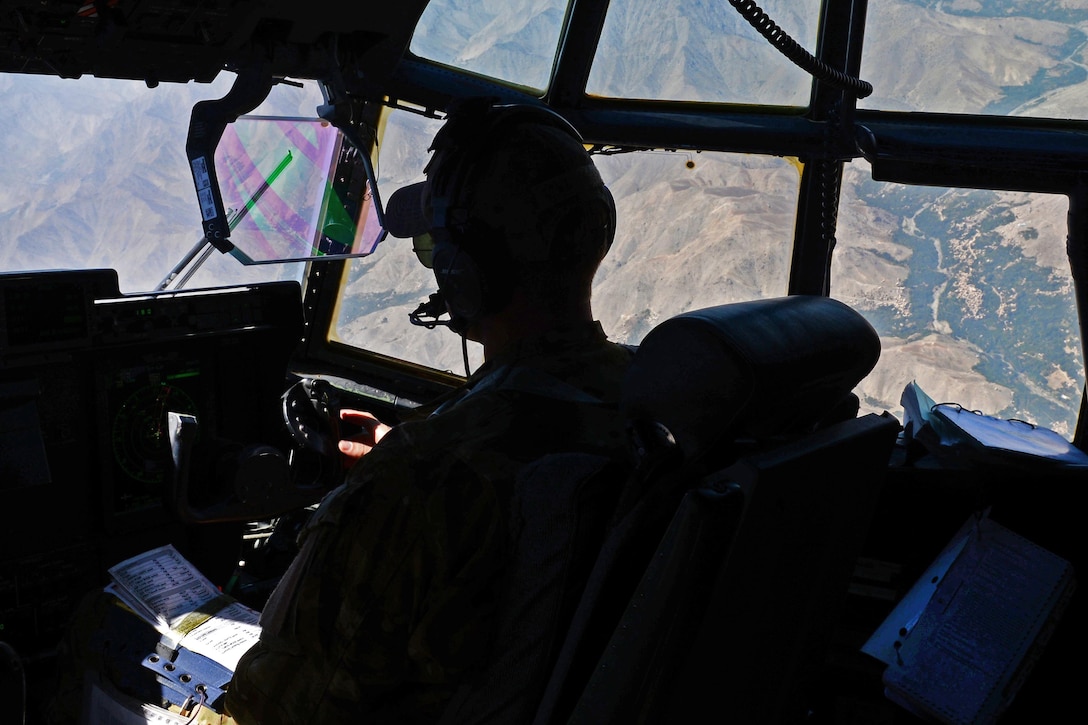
left=403, top=99, right=616, bottom=327
left=426, top=101, right=596, bottom=258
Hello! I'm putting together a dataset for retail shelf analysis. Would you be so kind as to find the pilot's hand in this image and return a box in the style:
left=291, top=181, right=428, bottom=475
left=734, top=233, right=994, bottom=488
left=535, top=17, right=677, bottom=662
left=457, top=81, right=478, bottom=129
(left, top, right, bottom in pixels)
left=337, top=408, right=393, bottom=466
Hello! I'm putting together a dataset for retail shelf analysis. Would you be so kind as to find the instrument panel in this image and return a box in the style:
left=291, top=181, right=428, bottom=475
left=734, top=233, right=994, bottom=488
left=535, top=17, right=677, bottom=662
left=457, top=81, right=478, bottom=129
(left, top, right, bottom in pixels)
left=0, top=269, right=303, bottom=655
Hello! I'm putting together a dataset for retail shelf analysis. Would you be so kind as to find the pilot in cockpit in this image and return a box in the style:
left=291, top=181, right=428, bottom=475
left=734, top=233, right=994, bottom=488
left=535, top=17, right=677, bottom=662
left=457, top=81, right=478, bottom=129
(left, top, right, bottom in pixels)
left=225, top=96, right=633, bottom=724
left=49, top=96, right=632, bottom=724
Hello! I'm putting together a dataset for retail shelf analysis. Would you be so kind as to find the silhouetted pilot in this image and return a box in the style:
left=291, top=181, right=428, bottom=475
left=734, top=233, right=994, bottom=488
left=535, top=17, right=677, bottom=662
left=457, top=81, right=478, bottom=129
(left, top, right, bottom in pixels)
left=226, top=98, right=632, bottom=723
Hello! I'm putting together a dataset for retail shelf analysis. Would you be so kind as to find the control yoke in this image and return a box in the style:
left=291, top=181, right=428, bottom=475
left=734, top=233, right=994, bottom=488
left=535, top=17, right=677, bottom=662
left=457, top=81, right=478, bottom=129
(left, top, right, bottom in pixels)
left=168, top=411, right=325, bottom=524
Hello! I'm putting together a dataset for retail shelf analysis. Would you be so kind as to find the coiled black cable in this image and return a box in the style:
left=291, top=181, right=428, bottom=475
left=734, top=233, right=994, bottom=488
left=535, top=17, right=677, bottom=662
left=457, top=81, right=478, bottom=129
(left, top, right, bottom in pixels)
left=728, top=0, right=873, bottom=99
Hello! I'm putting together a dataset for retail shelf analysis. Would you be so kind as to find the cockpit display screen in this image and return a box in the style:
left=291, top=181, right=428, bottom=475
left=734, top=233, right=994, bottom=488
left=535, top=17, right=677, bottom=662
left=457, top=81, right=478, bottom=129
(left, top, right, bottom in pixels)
left=102, top=354, right=208, bottom=514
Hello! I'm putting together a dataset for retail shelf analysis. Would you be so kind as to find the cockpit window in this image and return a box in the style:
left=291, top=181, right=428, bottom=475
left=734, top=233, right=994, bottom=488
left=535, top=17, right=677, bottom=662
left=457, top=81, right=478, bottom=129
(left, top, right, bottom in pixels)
left=333, top=107, right=798, bottom=375
left=409, top=0, right=821, bottom=106
left=860, top=1, right=1088, bottom=118
left=410, top=0, right=569, bottom=92
left=833, top=164, right=1083, bottom=438
left=587, top=0, right=820, bottom=105
left=0, top=74, right=322, bottom=293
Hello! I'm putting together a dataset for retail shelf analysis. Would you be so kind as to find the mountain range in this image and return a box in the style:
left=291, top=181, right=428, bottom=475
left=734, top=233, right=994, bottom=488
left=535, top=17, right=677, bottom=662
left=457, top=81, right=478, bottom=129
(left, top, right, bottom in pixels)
left=1, top=0, right=1084, bottom=435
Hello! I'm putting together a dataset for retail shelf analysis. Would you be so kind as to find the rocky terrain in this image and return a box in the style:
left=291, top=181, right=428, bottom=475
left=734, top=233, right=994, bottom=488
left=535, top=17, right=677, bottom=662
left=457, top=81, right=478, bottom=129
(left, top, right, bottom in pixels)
left=2, top=0, right=1085, bottom=434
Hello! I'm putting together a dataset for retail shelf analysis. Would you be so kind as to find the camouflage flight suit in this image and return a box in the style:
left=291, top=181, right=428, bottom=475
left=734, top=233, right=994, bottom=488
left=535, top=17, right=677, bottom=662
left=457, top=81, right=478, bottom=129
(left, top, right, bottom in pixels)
left=225, top=321, right=633, bottom=724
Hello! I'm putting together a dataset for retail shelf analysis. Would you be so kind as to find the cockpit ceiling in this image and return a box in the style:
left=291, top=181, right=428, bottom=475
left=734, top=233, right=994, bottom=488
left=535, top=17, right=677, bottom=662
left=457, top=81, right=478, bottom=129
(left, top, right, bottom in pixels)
left=0, top=0, right=429, bottom=87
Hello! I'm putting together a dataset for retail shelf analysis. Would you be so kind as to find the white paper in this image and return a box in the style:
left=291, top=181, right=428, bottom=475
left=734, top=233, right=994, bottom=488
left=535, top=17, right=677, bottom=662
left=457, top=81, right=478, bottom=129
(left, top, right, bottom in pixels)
left=179, top=600, right=262, bottom=671
left=861, top=515, right=974, bottom=666
left=108, top=544, right=221, bottom=628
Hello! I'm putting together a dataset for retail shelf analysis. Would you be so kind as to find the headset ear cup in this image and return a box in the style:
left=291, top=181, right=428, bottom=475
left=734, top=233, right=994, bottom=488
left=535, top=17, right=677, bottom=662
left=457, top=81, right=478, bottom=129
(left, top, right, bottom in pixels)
left=432, top=238, right=487, bottom=321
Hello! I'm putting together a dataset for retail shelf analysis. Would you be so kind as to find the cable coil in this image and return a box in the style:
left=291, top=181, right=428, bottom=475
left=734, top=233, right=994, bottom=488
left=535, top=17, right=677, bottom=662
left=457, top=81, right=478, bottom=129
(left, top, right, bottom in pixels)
left=728, top=0, right=873, bottom=99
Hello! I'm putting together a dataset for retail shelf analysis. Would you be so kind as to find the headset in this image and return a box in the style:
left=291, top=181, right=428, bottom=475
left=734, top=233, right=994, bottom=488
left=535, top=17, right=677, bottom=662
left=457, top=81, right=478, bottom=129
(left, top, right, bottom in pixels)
left=423, top=99, right=617, bottom=328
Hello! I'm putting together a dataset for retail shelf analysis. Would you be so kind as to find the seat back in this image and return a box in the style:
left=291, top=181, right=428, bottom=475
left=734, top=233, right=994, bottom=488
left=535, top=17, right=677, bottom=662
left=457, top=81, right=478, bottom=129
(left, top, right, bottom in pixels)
left=437, top=375, right=635, bottom=725
left=439, top=451, right=628, bottom=725
left=533, top=295, right=892, bottom=724
left=620, top=294, right=882, bottom=467
left=566, top=413, right=899, bottom=724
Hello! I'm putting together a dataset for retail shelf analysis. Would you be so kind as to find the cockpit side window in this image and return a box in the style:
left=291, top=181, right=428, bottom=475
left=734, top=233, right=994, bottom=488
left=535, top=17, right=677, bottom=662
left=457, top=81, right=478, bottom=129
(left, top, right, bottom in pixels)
left=860, top=1, right=1088, bottom=118
left=834, top=163, right=1084, bottom=439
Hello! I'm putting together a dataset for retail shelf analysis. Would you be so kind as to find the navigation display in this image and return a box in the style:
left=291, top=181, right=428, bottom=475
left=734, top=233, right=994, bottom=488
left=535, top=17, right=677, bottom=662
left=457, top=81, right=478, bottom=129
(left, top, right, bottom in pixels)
left=104, top=355, right=208, bottom=512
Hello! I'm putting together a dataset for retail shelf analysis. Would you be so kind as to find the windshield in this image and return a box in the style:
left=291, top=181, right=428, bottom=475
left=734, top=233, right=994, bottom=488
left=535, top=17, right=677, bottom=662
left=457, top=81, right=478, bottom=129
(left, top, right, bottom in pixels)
left=393, top=0, right=1086, bottom=434
left=1, top=0, right=1083, bottom=438
left=0, top=73, right=324, bottom=293
left=412, top=0, right=820, bottom=105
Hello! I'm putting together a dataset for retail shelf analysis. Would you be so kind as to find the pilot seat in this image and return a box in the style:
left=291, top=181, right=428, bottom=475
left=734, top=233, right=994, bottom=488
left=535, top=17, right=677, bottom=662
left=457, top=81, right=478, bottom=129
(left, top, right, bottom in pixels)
left=443, top=294, right=899, bottom=724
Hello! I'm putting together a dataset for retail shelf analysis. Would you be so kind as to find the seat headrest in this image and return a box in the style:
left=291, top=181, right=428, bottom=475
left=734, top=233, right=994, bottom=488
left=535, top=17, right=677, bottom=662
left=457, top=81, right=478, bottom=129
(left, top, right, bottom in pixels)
left=620, top=296, right=880, bottom=464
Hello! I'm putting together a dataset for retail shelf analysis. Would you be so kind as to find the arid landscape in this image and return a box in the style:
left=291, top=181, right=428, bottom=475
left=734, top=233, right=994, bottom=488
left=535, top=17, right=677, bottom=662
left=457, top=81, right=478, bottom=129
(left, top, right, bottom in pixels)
left=2, top=0, right=1085, bottom=434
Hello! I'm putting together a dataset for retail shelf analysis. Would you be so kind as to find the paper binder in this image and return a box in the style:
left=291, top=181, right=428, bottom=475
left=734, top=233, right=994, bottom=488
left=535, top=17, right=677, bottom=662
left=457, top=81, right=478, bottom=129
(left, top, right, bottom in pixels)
left=863, top=513, right=1076, bottom=725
